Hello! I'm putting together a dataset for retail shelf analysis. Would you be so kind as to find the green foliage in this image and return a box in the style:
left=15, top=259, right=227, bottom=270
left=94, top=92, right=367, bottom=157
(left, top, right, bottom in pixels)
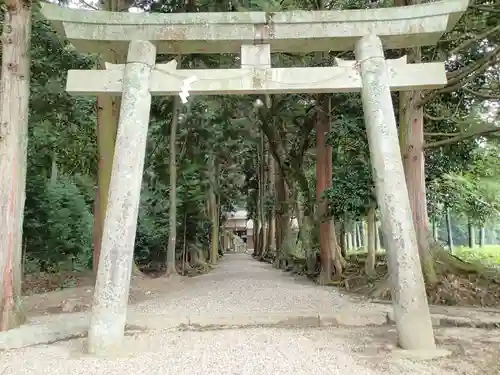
left=455, top=246, right=500, bottom=268
left=16, top=0, right=500, bottom=278
left=20, top=5, right=256, bottom=274
left=24, top=176, right=93, bottom=272
left=134, top=183, right=169, bottom=265
left=325, top=111, right=375, bottom=221
left=429, top=137, right=500, bottom=223
left=19, top=10, right=97, bottom=273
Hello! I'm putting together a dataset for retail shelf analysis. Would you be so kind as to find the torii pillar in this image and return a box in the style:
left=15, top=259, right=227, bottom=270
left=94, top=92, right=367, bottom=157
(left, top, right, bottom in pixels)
left=87, top=40, right=156, bottom=354
left=356, top=34, right=435, bottom=350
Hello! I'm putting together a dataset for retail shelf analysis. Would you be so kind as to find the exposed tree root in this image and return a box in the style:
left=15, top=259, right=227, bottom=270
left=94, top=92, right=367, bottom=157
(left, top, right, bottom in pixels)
left=338, top=248, right=500, bottom=308
left=234, top=220, right=500, bottom=309
left=132, top=262, right=143, bottom=277
left=0, top=299, right=26, bottom=331
left=433, top=247, right=500, bottom=282
left=259, top=242, right=500, bottom=308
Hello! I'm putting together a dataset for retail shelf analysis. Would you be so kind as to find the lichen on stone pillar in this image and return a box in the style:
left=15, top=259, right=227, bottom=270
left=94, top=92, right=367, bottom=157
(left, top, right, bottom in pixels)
left=355, top=34, right=435, bottom=351
left=87, top=40, right=156, bottom=356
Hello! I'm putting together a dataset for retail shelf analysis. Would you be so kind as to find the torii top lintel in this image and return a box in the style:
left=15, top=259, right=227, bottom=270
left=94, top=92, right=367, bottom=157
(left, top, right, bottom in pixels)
left=40, top=0, right=468, bottom=55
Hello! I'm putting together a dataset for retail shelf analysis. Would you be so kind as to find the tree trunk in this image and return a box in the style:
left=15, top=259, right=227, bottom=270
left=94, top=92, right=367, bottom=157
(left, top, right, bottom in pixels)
left=432, top=217, right=438, bottom=241
left=351, top=225, right=356, bottom=249
left=207, top=155, right=219, bottom=264
left=274, top=169, right=290, bottom=267
left=274, top=174, right=283, bottom=253
left=215, top=179, right=222, bottom=257
left=166, top=98, right=181, bottom=275
left=181, top=211, right=188, bottom=274
left=359, top=220, right=365, bottom=248
left=378, top=223, right=385, bottom=249
left=295, top=189, right=315, bottom=274
left=252, top=219, right=258, bottom=255
left=339, top=222, right=347, bottom=257
left=375, top=221, right=381, bottom=250
left=445, top=207, right=454, bottom=253
left=362, top=220, right=368, bottom=251
left=346, top=229, right=353, bottom=251
left=329, top=219, right=345, bottom=276
left=395, top=0, right=440, bottom=289
left=399, top=85, right=438, bottom=287
left=266, top=150, right=276, bottom=255
left=479, top=227, right=485, bottom=247
left=93, top=93, right=119, bottom=274
left=316, top=95, right=333, bottom=284
left=189, top=245, right=207, bottom=268
left=354, top=226, right=359, bottom=249
left=344, top=219, right=353, bottom=251
left=254, top=202, right=261, bottom=257
left=0, top=0, right=30, bottom=331
left=467, top=220, right=475, bottom=248
left=365, top=206, right=377, bottom=276
left=353, top=222, right=359, bottom=248
left=92, top=0, right=128, bottom=274
left=50, top=151, right=58, bottom=186
left=257, top=130, right=266, bottom=258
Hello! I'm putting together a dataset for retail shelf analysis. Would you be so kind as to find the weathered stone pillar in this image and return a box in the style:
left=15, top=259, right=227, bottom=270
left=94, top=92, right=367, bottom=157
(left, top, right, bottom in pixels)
left=88, top=40, right=156, bottom=355
left=355, top=34, right=435, bottom=350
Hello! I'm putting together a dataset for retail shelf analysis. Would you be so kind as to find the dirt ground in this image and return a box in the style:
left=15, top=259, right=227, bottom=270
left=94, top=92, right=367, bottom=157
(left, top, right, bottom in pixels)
left=21, top=271, right=184, bottom=317
left=21, top=252, right=500, bottom=318
left=333, top=325, right=500, bottom=375
left=338, top=254, right=500, bottom=308
left=12, top=255, right=500, bottom=375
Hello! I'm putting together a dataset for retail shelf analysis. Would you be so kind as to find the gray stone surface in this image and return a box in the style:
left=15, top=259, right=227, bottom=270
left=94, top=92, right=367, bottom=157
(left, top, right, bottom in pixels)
left=88, top=40, right=156, bottom=355
left=0, top=328, right=412, bottom=375
left=355, top=34, right=435, bottom=350
left=2, top=255, right=497, bottom=353
left=389, top=348, right=452, bottom=360
left=0, top=255, right=497, bottom=374
left=129, top=254, right=375, bottom=326
left=66, top=60, right=447, bottom=96
left=0, top=313, right=89, bottom=350
left=0, top=254, right=379, bottom=351
left=240, top=44, right=271, bottom=68
left=39, top=0, right=468, bottom=55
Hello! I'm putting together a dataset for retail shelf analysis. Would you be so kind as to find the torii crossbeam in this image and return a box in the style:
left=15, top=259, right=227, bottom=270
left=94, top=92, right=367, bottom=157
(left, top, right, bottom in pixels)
left=66, top=56, right=446, bottom=96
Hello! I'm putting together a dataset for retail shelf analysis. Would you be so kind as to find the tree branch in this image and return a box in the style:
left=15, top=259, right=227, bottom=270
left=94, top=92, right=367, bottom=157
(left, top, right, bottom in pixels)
left=417, top=45, right=500, bottom=107
left=289, top=114, right=315, bottom=167
left=79, top=0, right=99, bottom=10
left=424, top=132, right=460, bottom=137
left=258, top=107, right=288, bottom=185
left=424, top=127, right=500, bottom=149
left=446, top=45, right=500, bottom=83
left=423, top=92, right=463, bottom=122
left=448, top=24, right=500, bottom=57
left=261, top=104, right=315, bottom=208
left=462, top=87, right=500, bottom=100
left=424, top=111, right=459, bottom=122
left=469, top=4, right=500, bottom=13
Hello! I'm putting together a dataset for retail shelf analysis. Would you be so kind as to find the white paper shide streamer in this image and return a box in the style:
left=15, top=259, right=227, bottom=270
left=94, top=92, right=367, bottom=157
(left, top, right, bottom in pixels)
left=179, top=76, right=197, bottom=104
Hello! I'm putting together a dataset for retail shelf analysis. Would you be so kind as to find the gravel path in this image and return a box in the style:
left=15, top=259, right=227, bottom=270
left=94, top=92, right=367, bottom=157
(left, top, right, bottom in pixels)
left=0, top=327, right=434, bottom=375
left=132, top=253, right=356, bottom=318
left=0, top=254, right=463, bottom=374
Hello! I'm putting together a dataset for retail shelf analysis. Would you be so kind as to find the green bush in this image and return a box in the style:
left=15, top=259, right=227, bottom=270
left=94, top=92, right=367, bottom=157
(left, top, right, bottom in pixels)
left=24, top=176, right=93, bottom=272
left=134, top=184, right=169, bottom=266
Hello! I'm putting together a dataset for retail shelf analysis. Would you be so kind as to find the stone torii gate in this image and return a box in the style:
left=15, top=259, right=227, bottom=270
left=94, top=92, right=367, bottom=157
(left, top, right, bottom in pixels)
left=40, top=0, right=467, bottom=355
